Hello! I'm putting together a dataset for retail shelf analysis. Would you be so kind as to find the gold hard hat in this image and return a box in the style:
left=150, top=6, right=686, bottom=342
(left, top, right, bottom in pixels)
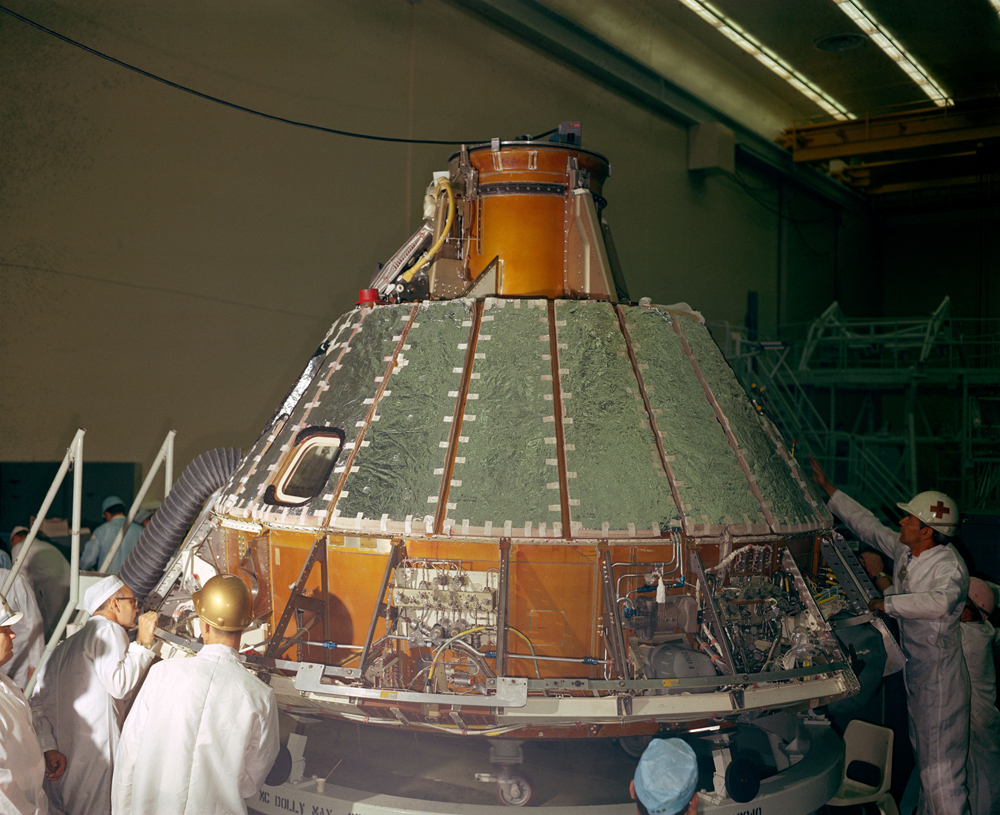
left=192, top=574, right=253, bottom=631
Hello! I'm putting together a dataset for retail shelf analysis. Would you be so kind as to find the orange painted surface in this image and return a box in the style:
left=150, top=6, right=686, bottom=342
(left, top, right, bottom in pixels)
left=471, top=195, right=566, bottom=296
left=462, top=144, right=610, bottom=298
left=265, top=535, right=693, bottom=680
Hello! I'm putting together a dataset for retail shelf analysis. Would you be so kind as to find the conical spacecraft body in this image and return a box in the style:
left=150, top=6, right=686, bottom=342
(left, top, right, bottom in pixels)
left=141, top=135, right=858, bottom=740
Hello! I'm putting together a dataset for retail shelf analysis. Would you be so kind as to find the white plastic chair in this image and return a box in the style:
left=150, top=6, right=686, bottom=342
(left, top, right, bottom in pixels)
left=827, top=719, right=900, bottom=814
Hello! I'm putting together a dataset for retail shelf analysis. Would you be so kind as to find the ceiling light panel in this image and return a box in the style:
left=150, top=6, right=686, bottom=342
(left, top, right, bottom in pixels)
left=832, top=0, right=949, bottom=106
left=676, top=0, right=852, bottom=121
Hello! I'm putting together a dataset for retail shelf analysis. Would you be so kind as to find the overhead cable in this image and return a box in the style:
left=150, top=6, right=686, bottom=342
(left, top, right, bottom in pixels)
left=0, top=4, right=557, bottom=146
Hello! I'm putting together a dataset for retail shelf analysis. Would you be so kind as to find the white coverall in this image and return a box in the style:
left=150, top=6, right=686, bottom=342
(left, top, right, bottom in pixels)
left=112, top=643, right=279, bottom=815
left=0, top=569, right=45, bottom=690
left=30, top=616, right=154, bottom=815
left=828, top=490, right=971, bottom=815
left=961, top=617, right=1000, bottom=815
left=0, top=670, right=49, bottom=815
left=12, top=539, right=70, bottom=639
left=80, top=518, right=141, bottom=574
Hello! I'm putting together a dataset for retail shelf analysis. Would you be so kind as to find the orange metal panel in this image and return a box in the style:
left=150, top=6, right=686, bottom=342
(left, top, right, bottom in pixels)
left=470, top=195, right=565, bottom=296
left=509, top=544, right=600, bottom=678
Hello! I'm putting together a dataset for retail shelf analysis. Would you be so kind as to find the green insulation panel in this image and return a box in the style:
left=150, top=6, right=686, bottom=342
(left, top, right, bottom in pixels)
left=334, top=300, right=474, bottom=534
left=446, top=298, right=563, bottom=537
left=555, top=300, right=679, bottom=537
left=624, top=307, right=767, bottom=535
left=676, top=317, right=827, bottom=530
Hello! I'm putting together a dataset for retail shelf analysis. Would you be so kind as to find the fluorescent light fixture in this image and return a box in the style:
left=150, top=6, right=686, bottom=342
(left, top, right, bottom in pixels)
left=688, top=724, right=723, bottom=733
left=676, top=0, right=852, bottom=121
left=832, top=0, right=949, bottom=106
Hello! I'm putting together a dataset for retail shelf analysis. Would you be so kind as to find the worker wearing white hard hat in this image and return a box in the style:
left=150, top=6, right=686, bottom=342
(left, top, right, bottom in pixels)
left=30, top=576, right=157, bottom=815
left=113, top=575, right=279, bottom=815
left=958, top=577, right=1000, bottom=815
left=630, top=738, right=699, bottom=815
left=0, top=592, right=66, bottom=814
left=811, top=457, right=971, bottom=815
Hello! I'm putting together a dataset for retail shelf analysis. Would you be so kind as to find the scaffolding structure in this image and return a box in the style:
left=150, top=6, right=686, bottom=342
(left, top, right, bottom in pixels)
left=714, top=298, right=1000, bottom=517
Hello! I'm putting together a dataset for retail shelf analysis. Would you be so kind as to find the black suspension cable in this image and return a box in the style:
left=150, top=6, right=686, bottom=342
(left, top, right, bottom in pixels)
left=0, top=4, right=557, bottom=147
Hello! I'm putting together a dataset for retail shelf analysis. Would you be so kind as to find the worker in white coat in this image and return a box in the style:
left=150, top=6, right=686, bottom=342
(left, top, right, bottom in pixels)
left=961, top=578, right=1000, bottom=815
left=10, top=526, right=70, bottom=639
left=31, top=576, right=157, bottom=815
left=113, top=574, right=279, bottom=815
left=0, top=567, right=44, bottom=689
left=812, top=457, right=970, bottom=815
left=0, top=593, right=66, bottom=815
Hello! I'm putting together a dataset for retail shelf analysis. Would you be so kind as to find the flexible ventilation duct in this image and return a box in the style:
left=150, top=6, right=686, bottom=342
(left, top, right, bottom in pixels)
left=120, top=448, right=242, bottom=601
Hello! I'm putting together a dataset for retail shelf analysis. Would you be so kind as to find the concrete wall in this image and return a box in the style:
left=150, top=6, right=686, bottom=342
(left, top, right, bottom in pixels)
left=0, top=1, right=871, bottom=493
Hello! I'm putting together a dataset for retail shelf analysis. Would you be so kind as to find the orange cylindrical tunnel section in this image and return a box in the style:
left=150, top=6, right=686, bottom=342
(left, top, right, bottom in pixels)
left=456, top=143, right=610, bottom=298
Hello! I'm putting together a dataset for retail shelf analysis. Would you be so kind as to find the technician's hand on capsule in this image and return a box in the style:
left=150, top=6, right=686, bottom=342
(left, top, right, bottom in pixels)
left=809, top=455, right=836, bottom=498
left=44, top=750, right=67, bottom=781
left=860, top=552, right=884, bottom=578
left=137, top=611, right=158, bottom=648
left=868, top=598, right=885, bottom=614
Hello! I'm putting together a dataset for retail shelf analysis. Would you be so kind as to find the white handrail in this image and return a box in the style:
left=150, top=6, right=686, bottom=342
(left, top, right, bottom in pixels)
left=98, top=430, right=176, bottom=573
left=21, top=430, right=85, bottom=697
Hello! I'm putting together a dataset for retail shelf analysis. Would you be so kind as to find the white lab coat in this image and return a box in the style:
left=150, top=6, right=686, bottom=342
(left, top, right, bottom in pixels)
left=0, top=569, right=45, bottom=690
left=961, top=618, right=1000, bottom=815
left=11, top=539, right=70, bottom=639
left=112, top=643, right=279, bottom=815
left=829, top=490, right=971, bottom=815
left=0, top=671, right=49, bottom=815
left=30, top=616, right=154, bottom=815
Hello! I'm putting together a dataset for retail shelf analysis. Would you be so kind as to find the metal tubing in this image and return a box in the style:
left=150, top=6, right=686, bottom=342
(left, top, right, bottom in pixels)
left=24, top=430, right=85, bottom=697
left=2, top=429, right=84, bottom=596
left=164, top=430, right=175, bottom=493
left=99, top=430, right=177, bottom=573
left=599, top=549, right=629, bottom=679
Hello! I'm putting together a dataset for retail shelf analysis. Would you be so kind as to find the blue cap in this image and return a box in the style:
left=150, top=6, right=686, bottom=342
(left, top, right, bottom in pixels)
left=634, top=739, right=698, bottom=815
left=102, top=495, right=124, bottom=514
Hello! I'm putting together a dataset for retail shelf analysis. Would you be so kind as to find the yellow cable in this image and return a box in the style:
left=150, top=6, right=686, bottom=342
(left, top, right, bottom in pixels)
left=400, top=177, right=455, bottom=283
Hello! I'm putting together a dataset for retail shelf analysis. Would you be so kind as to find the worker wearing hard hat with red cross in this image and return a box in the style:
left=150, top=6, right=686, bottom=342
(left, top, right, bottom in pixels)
left=811, top=457, right=971, bottom=815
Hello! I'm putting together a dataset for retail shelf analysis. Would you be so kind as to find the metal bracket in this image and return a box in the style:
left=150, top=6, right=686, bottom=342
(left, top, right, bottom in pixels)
left=358, top=539, right=403, bottom=673
left=689, top=549, right=736, bottom=674
left=495, top=538, right=512, bottom=677
left=599, top=548, right=630, bottom=679
left=293, top=666, right=528, bottom=708
left=264, top=537, right=328, bottom=658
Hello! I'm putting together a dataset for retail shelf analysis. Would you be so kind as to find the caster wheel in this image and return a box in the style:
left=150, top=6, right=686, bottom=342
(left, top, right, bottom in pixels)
left=725, top=757, right=760, bottom=803
left=264, top=744, right=292, bottom=787
left=496, top=771, right=533, bottom=807
left=618, top=735, right=654, bottom=758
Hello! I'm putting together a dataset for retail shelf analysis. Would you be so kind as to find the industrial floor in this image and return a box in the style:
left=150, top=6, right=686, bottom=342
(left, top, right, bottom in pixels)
left=279, top=714, right=641, bottom=807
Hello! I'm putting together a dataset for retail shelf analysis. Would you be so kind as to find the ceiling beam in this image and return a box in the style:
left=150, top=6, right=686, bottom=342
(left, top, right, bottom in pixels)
left=780, top=102, right=1000, bottom=163
left=449, top=0, right=869, bottom=216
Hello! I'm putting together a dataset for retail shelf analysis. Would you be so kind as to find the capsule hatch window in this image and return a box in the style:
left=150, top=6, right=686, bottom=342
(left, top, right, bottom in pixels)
left=269, top=428, right=345, bottom=506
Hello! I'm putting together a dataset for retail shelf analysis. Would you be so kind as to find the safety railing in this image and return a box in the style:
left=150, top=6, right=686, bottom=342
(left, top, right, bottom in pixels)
left=8, top=429, right=176, bottom=696
left=98, top=431, right=175, bottom=572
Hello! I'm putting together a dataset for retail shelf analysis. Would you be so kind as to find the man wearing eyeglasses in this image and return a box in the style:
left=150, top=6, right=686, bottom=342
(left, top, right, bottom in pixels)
left=811, top=457, right=971, bottom=815
left=30, top=575, right=157, bottom=815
